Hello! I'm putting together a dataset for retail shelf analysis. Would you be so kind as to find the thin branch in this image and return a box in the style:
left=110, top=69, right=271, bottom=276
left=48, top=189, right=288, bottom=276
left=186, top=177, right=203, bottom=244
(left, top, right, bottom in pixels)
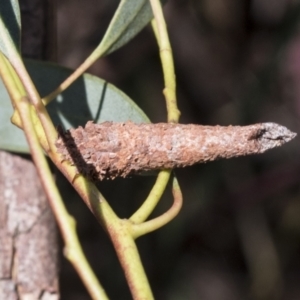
left=106, top=219, right=155, bottom=300
left=1, top=7, right=157, bottom=299
left=11, top=57, right=57, bottom=151
left=1, top=49, right=154, bottom=299
left=150, top=0, right=180, bottom=123
left=132, top=176, right=183, bottom=238
left=42, top=57, right=95, bottom=105
left=130, top=170, right=171, bottom=224
left=14, top=96, right=109, bottom=300
left=128, top=0, right=182, bottom=232
left=0, top=51, right=24, bottom=105
left=0, top=16, right=57, bottom=150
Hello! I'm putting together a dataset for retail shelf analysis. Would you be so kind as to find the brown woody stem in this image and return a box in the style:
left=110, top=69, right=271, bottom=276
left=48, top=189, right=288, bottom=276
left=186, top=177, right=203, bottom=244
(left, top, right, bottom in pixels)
left=55, top=121, right=296, bottom=181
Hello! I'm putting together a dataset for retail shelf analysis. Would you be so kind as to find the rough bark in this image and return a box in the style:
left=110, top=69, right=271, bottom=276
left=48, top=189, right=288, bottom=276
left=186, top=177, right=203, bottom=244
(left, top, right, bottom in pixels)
left=0, top=0, right=59, bottom=299
left=56, top=121, right=296, bottom=180
left=0, top=153, right=58, bottom=300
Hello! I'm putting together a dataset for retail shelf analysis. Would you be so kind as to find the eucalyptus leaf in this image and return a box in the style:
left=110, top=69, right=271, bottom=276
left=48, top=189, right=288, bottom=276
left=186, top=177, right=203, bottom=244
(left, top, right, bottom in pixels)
left=0, top=59, right=150, bottom=153
left=97, top=0, right=165, bottom=57
left=0, top=0, right=21, bottom=57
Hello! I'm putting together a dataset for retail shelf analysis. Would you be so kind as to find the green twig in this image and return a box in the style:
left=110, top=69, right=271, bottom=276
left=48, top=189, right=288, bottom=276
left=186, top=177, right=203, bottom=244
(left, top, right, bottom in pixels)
left=132, top=176, right=183, bottom=238
left=0, top=16, right=57, bottom=151
left=1, top=2, right=184, bottom=299
left=0, top=49, right=152, bottom=300
left=1, top=5, right=155, bottom=299
left=150, top=0, right=180, bottom=123
left=42, top=56, right=96, bottom=105
left=14, top=96, right=109, bottom=300
left=130, top=170, right=171, bottom=223
left=106, top=219, right=154, bottom=300
left=129, top=0, right=183, bottom=234
left=0, top=52, right=25, bottom=105
left=0, top=49, right=113, bottom=297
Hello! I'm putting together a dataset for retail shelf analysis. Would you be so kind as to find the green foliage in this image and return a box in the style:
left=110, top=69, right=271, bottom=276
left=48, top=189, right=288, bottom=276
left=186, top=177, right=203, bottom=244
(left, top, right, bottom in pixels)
left=0, top=0, right=175, bottom=299
left=0, top=0, right=163, bottom=153
left=0, top=60, right=149, bottom=153
left=96, top=0, right=165, bottom=57
left=0, top=0, right=20, bottom=57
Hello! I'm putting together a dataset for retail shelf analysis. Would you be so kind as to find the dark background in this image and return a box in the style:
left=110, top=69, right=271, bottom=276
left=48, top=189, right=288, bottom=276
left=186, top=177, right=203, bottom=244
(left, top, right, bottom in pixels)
left=55, top=0, right=300, bottom=299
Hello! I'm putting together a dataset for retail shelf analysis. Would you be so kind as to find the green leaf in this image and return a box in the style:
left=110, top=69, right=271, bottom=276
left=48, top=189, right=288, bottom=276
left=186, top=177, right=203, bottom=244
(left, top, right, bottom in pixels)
left=0, top=0, right=21, bottom=57
left=0, top=59, right=150, bottom=153
left=96, top=0, right=165, bottom=57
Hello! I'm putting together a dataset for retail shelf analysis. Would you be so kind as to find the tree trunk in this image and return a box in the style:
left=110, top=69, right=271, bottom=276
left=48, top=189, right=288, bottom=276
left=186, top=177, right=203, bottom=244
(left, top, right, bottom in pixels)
left=0, top=0, right=59, bottom=298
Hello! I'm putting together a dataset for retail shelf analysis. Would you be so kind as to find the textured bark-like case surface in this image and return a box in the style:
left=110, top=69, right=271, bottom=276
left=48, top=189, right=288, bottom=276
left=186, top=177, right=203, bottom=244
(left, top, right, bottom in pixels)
left=55, top=121, right=295, bottom=180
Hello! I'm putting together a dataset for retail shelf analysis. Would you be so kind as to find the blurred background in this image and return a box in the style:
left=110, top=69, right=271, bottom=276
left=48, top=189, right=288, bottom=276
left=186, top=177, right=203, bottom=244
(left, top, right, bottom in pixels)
left=54, top=0, right=300, bottom=299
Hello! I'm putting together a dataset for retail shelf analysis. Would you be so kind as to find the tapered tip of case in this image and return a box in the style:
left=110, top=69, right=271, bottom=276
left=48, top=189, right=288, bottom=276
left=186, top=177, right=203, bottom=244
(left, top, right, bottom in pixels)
left=257, top=123, right=296, bottom=152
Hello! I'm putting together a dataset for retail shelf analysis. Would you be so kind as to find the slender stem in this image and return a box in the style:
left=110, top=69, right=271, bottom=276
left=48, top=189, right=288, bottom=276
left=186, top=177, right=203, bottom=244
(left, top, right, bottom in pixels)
left=14, top=96, right=109, bottom=300
left=0, top=47, right=126, bottom=266
left=150, top=0, right=180, bottom=123
left=0, top=16, right=57, bottom=150
left=0, top=50, right=117, bottom=228
left=128, top=0, right=183, bottom=232
left=44, top=107, right=155, bottom=300
left=11, top=56, right=57, bottom=151
left=1, top=3, right=183, bottom=300
left=42, top=56, right=96, bottom=104
left=128, top=0, right=183, bottom=233
left=107, top=220, right=154, bottom=300
left=0, top=51, right=25, bottom=105
left=0, top=52, right=51, bottom=151
left=1, top=7, right=156, bottom=299
left=130, top=170, right=171, bottom=223
left=132, top=176, right=183, bottom=238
